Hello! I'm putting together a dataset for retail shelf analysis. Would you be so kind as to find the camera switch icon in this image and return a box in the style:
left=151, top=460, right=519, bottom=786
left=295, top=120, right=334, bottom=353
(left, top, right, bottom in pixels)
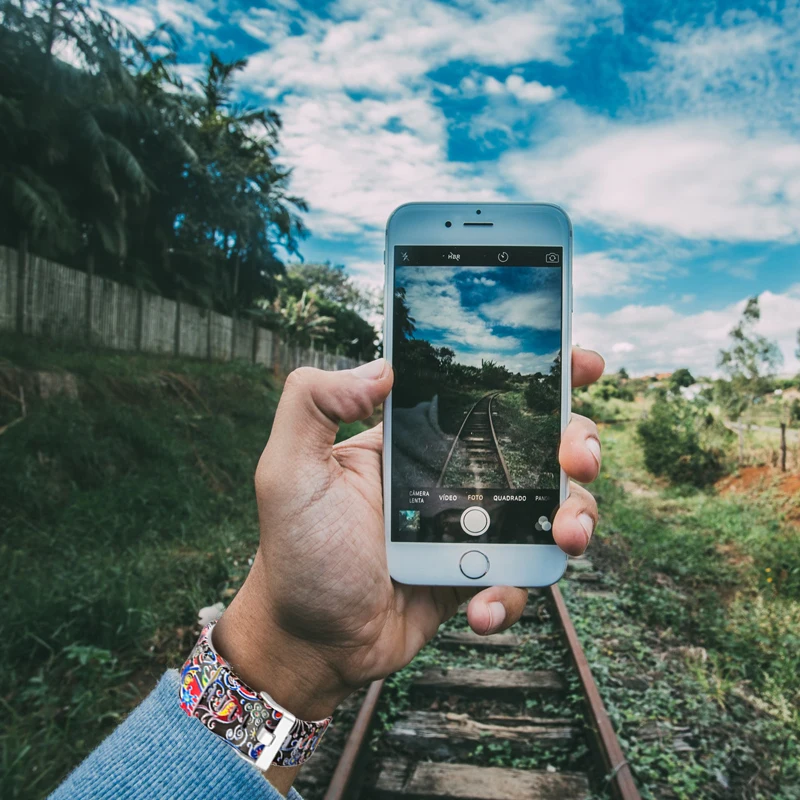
left=546, top=252, right=559, bottom=263
left=534, top=515, right=552, bottom=533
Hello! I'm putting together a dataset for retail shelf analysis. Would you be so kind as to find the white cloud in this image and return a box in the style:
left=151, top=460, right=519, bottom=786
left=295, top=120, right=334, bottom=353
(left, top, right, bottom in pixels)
left=502, top=115, right=800, bottom=243
left=626, top=7, right=800, bottom=128
left=612, top=341, right=636, bottom=353
left=574, top=285, right=800, bottom=376
left=458, top=348, right=561, bottom=375
left=402, top=268, right=521, bottom=354
left=573, top=248, right=676, bottom=297
left=272, top=92, right=500, bottom=239
left=482, top=74, right=559, bottom=104
left=481, top=291, right=561, bottom=330
left=105, top=0, right=218, bottom=39
left=103, top=3, right=158, bottom=36
left=344, top=258, right=385, bottom=292
left=233, top=0, right=622, bottom=237
left=505, top=75, right=559, bottom=104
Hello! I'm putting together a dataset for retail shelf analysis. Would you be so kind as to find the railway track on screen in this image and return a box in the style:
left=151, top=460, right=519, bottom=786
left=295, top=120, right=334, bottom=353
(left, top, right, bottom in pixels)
left=437, top=391, right=512, bottom=489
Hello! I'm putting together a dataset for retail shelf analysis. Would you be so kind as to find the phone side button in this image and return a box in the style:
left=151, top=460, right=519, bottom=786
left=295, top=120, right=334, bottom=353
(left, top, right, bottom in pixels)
left=459, top=550, right=489, bottom=580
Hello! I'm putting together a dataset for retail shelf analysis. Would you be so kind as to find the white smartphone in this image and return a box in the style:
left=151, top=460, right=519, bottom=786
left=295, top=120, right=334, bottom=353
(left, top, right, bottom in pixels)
left=382, top=202, right=572, bottom=587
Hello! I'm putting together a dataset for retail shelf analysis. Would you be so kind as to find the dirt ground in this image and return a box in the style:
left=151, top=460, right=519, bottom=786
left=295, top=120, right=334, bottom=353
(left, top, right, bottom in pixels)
left=717, top=465, right=800, bottom=524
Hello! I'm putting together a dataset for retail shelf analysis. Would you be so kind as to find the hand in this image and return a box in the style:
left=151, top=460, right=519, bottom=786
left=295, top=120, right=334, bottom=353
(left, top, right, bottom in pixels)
left=213, top=348, right=604, bottom=727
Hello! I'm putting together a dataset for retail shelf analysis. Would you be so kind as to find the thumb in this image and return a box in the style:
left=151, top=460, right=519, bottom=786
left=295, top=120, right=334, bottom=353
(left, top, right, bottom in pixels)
left=266, top=359, right=393, bottom=461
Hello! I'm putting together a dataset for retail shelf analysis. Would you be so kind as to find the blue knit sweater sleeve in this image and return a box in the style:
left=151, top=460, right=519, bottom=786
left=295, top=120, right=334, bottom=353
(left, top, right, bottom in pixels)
left=49, top=670, right=303, bottom=800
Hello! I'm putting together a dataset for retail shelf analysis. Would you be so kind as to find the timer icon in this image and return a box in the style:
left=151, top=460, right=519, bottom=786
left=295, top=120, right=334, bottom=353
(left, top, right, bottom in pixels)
left=497, top=251, right=509, bottom=263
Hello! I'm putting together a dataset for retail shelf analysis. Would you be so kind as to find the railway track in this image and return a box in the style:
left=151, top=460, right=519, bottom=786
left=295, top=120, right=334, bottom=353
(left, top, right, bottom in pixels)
left=322, top=570, right=640, bottom=800
left=317, top=394, right=640, bottom=800
left=438, top=392, right=512, bottom=489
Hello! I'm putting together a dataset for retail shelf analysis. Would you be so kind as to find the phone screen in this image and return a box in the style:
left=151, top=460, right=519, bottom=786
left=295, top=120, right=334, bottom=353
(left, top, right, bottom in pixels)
left=390, top=245, right=563, bottom=545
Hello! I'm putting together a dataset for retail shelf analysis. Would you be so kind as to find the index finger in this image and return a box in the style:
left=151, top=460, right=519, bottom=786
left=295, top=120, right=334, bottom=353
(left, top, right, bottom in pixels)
left=572, top=346, right=605, bottom=388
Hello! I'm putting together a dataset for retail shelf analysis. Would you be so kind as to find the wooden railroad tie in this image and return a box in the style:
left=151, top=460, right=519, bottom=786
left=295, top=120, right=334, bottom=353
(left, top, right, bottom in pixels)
left=412, top=667, right=566, bottom=696
left=374, top=758, right=591, bottom=799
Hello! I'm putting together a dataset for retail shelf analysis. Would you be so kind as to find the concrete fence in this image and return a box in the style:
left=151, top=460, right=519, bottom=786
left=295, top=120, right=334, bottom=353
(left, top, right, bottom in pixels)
left=0, top=246, right=359, bottom=372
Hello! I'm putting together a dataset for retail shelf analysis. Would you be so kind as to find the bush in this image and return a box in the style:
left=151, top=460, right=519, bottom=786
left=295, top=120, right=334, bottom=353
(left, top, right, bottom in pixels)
left=525, top=374, right=558, bottom=413
left=637, top=396, right=727, bottom=486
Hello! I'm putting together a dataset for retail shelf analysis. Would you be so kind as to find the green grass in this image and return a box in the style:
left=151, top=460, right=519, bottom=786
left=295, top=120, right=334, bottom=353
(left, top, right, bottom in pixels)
left=493, top=389, right=560, bottom=489
left=580, top=423, right=800, bottom=798
left=376, top=595, right=592, bottom=778
left=0, top=333, right=368, bottom=800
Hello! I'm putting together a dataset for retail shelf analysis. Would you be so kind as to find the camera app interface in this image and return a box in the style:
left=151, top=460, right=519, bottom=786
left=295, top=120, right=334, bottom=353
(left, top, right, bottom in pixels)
left=390, top=245, right=563, bottom=545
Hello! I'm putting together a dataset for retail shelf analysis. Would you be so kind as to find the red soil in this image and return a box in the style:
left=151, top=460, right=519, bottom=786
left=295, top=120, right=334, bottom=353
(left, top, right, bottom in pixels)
left=717, top=465, right=800, bottom=525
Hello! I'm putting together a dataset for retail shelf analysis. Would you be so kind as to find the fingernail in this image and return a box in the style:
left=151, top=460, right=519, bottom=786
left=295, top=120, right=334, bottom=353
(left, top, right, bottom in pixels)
left=578, top=513, right=594, bottom=547
left=352, top=358, right=386, bottom=379
left=487, top=601, right=506, bottom=632
left=587, top=437, right=601, bottom=468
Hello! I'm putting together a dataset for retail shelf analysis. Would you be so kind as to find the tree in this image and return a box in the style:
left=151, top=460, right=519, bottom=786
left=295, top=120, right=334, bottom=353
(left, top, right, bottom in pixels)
left=618, top=366, right=629, bottom=380
left=0, top=3, right=308, bottom=317
left=260, top=289, right=333, bottom=346
left=637, top=395, right=726, bottom=486
left=285, top=262, right=378, bottom=316
left=274, top=262, right=378, bottom=359
left=479, top=359, right=512, bottom=389
left=669, top=368, right=695, bottom=392
left=526, top=356, right=560, bottom=413
left=716, top=297, right=783, bottom=461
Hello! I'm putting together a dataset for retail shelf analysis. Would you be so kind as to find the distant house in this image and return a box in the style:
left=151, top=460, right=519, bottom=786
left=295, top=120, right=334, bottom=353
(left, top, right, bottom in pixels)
left=680, top=382, right=712, bottom=402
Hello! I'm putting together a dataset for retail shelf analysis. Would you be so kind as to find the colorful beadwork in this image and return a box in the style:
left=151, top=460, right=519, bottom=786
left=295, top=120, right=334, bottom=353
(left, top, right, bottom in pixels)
left=179, top=623, right=331, bottom=768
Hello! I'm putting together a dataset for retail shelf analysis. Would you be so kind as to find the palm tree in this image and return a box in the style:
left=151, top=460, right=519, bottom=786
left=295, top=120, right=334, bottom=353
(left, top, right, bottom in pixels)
left=260, top=288, right=334, bottom=346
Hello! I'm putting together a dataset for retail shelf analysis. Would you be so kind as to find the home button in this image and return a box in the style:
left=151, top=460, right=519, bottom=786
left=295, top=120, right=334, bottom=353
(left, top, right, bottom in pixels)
left=459, top=550, right=489, bottom=580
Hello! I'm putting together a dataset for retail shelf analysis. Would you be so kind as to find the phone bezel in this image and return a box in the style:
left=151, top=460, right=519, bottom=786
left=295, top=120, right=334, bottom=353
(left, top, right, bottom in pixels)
left=383, top=202, right=572, bottom=587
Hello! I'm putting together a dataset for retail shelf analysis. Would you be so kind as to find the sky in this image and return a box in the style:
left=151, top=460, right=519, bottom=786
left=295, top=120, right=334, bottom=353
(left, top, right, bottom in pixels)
left=107, top=0, right=800, bottom=376
left=398, top=265, right=562, bottom=374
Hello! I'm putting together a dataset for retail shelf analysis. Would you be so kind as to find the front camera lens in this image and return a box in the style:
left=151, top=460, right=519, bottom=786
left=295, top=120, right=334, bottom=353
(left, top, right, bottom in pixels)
left=445, top=220, right=452, bottom=227
left=476, top=209, right=481, bottom=215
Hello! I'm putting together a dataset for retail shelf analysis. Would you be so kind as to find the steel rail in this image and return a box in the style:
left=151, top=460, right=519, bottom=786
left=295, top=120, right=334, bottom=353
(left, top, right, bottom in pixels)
left=486, top=392, right=513, bottom=488
left=436, top=392, right=489, bottom=487
left=322, top=679, right=385, bottom=800
left=437, top=391, right=508, bottom=488
left=548, top=583, right=642, bottom=800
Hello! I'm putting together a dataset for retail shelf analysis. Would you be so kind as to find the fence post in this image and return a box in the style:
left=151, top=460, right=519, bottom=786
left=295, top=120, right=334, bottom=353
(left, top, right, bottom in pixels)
left=174, top=293, right=182, bottom=356
left=15, top=232, right=28, bottom=333
left=206, top=305, right=213, bottom=361
left=135, top=285, right=144, bottom=351
left=85, top=251, right=94, bottom=343
left=780, top=423, right=787, bottom=472
left=271, top=331, right=280, bottom=377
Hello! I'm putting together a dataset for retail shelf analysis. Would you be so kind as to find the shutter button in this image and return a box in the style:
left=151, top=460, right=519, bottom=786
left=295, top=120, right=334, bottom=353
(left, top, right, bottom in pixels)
left=460, top=506, right=490, bottom=536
